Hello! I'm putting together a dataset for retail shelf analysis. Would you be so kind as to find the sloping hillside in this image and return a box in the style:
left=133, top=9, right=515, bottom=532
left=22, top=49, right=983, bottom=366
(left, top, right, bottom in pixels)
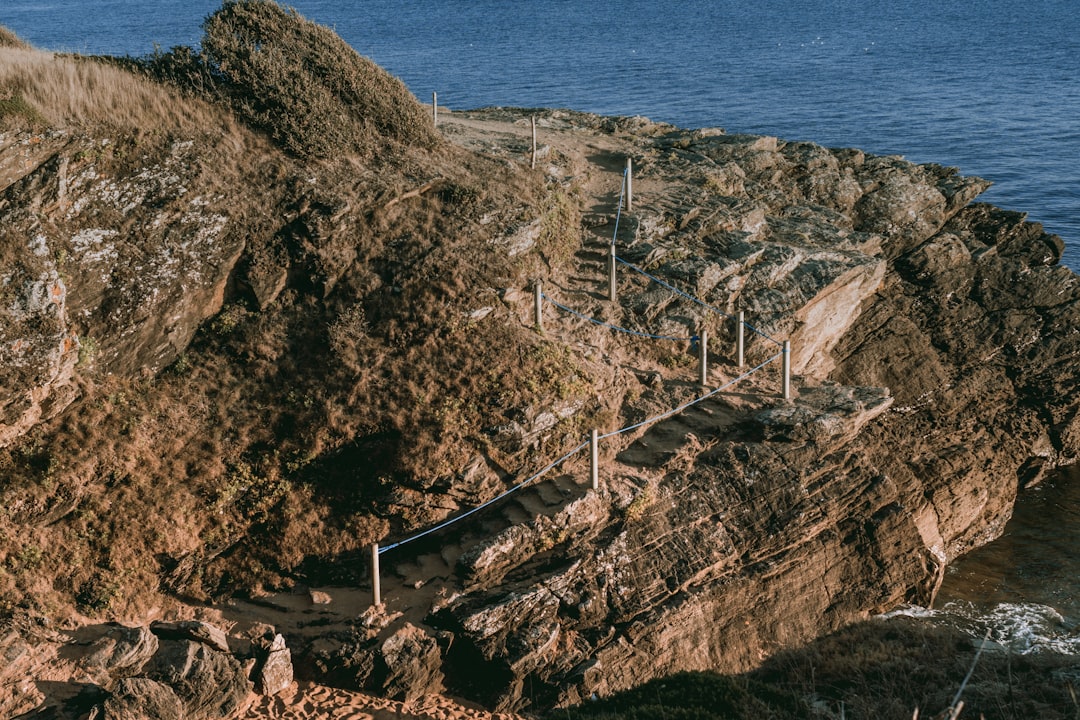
left=2, top=2, right=1080, bottom=718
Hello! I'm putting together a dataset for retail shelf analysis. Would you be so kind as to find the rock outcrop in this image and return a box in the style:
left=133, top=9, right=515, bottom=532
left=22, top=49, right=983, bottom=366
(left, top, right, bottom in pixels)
left=2, top=37, right=1078, bottom=717
left=104, top=677, right=185, bottom=720
left=295, top=114, right=1080, bottom=710
left=0, top=617, right=303, bottom=719
left=0, top=129, right=248, bottom=446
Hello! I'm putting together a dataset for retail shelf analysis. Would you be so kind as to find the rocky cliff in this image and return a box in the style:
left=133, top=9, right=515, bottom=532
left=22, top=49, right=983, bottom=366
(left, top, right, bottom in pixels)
left=1, top=12, right=1078, bottom=718
left=301, top=114, right=1079, bottom=710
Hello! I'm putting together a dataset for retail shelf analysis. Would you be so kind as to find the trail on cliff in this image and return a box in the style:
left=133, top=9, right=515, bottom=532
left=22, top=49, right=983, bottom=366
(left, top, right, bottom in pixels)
left=3, top=5, right=1080, bottom=718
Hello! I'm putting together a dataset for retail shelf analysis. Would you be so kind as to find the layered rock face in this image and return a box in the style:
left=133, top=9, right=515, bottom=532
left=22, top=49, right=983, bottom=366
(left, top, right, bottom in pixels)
left=2, top=99, right=1077, bottom=714
left=314, top=118, right=1080, bottom=710
left=0, top=129, right=247, bottom=445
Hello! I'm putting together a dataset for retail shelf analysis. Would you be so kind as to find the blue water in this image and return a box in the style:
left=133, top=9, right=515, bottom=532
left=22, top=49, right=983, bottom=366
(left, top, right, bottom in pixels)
left=3, top=0, right=1079, bottom=650
left=2, top=0, right=1078, bottom=268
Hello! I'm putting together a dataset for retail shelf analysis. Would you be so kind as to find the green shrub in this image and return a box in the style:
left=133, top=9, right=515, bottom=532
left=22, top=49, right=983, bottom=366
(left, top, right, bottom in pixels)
left=199, top=0, right=440, bottom=158
left=0, top=93, right=46, bottom=128
left=76, top=572, right=121, bottom=613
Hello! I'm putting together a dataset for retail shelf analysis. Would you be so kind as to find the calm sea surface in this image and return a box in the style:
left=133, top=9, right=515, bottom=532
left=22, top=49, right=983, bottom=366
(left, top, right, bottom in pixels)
left=2, top=0, right=1078, bottom=652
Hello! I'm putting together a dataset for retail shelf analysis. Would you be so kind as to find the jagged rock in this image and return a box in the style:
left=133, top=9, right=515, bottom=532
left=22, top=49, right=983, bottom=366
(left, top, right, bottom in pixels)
left=81, top=624, right=159, bottom=677
left=145, top=639, right=252, bottom=720
left=298, top=627, right=378, bottom=688
left=104, top=678, right=184, bottom=720
left=897, top=233, right=974, bottom=292
left=379, top=623, right=444, bottom=701
left=851, top=162, right=990, bottom=258
left=0, top=628, right=40, bottom=718
left=0, top=133, right=246, bottom=448
left=753, top=385, right=893, bottom=444
left=253, top=633, right=293, bottom=696
left=459, top=491, right=610, bottom=587
left=150, top=620, right=230, bottom=653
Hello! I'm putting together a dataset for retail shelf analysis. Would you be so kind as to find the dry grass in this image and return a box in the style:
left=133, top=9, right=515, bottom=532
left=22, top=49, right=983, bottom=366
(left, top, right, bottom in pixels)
left=0, top=44, right=234, bottom=135
left=0, top=26, right=29, bottom=50
left=0, top=0, right=604, bottom=633
left=0, top=67, right=578, bottom=614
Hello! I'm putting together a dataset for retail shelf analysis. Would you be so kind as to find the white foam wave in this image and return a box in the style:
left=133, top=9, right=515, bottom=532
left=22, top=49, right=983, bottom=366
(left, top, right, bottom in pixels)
left=880, top=602, right=1080, bottom=656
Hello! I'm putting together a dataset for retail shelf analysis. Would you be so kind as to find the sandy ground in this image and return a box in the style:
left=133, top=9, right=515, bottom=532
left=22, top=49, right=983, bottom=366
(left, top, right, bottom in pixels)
left=241, top=683, right=524, bottom=720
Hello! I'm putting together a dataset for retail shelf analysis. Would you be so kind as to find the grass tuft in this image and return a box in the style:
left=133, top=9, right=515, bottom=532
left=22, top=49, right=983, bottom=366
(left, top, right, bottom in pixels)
left=0, top=45, right=235, bottom=135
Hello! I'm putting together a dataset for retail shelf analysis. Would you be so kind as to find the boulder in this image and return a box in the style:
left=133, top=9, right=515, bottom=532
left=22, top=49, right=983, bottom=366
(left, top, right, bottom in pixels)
left=379, top=623, right=445, bottom=702
left=104, top=677, right=184, bottom=720
left=81, top=624, right=159, bottom=677
left=0, top=135, right=247, bottom=449
left=253, top=633, right=293, bottom=696
left=150, top=620, right=230, bottom=653
left=145, top=639, right=252, bottom=720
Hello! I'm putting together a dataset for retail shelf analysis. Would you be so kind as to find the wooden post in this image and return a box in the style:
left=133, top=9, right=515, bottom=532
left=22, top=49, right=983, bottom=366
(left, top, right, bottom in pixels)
left=625, top=157, right=633, bottom=212
left=370, top=542, right=382, bottom=608
left=736, top=311, right=745, bottom=368
left=782, top=340, right=791, bottom=400
left=432, top=92, right=438, bottom=127
left=608, top=244, right=617, bottom=302
left=699, top=328, right=709, bottom=387
left=590, top=429, right=599, bottom=490
left=531, top=116, right=537, bottom=169
left=534, top=280, right=543, bottom=331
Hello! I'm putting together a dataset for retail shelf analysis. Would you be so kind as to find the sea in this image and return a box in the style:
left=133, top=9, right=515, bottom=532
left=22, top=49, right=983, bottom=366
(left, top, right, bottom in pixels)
left=2, top=0, right=1078, bottom=655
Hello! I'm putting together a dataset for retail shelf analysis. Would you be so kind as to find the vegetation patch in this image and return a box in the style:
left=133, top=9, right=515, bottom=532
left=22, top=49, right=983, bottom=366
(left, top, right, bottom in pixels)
left=561, top=670, right=804, bottom=720
left=558, top=619, right=1080, bottom=720
left=0, top=26, right=30, bottom=49
left=196, top=0, right=441, bottom=158
left=0, top=92, right=44, bottom=128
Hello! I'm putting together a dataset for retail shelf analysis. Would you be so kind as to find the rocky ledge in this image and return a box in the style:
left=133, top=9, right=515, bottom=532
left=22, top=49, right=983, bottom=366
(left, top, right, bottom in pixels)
left=292, top=113, right=1080, bottom=710
left=2, top=101, right=1078, bottom=716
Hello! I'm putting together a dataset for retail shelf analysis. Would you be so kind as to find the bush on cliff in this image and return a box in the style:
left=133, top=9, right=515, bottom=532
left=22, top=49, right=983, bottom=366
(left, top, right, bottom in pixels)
left=198, top=0, right=440, bottom=158
left=0, top=26, right=30, bottom=49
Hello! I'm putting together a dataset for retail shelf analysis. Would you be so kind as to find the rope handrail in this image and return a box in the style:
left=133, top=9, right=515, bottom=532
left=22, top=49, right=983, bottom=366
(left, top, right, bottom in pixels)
left=599, top=352, right=782, bottom=440
left=378, top=440, right=591, bottom=555
left=378, top=352, right=781, bottom=555
left=376, top=164, right=791, bottom=561
left=543, top=293, right=696, bottom=342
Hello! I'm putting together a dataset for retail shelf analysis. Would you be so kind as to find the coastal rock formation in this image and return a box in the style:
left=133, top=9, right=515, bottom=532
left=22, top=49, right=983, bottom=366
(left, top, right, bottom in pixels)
left=0, top=129, right=248, bottom=446
left=104, top=677, right=185, bottom=720
left=307, top=114, right=1079, bottom=710
left=1, top=20, right=1078, bottom=718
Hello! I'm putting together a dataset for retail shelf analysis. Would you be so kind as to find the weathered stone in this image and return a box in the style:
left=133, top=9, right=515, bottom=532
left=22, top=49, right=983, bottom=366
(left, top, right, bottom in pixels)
left=81, top=624, right=159, bottom=677
left=104, top=678, right=183, bottom=720
left=253, top=633, right=293, bottom=696
left=145, top=639, right=252, bottom=720
left=753, top=385, right=893, bottom=445
left=379, top=623, right=445, bottom=701
left=897, top=233, right=974, bottom=292
left=0, top=133, right=246, bottom=448
left=150, top=620, right=230, bottom=653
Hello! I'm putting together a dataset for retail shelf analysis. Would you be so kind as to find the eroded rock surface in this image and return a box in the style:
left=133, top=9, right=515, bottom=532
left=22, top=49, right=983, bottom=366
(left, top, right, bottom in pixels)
left=0, top=130, right=247, bottom=446
left=3, top=98, right=1078, bottom=716
left=299, top=114, right=1079, bottom=711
